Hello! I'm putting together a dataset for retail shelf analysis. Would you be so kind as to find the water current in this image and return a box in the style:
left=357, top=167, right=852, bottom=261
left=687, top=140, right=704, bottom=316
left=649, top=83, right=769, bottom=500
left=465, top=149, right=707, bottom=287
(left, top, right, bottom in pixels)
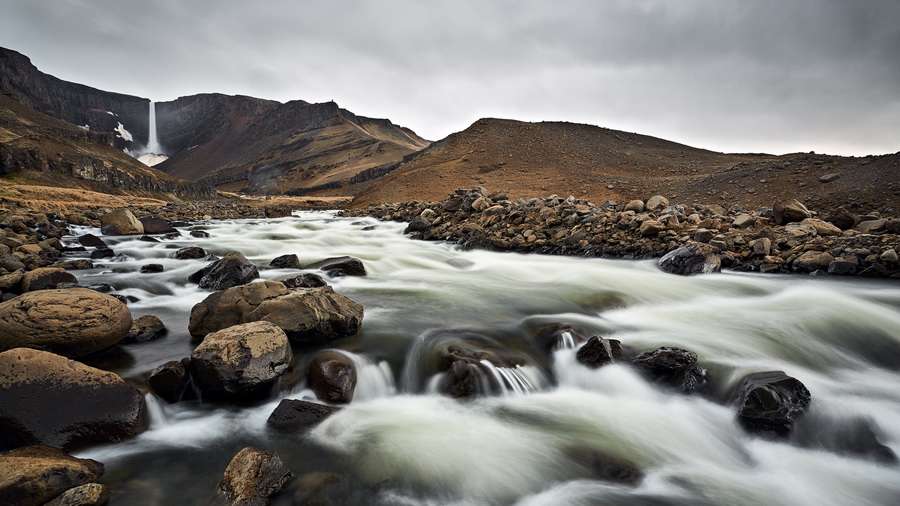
left=68, top=211, right=900, bottom=505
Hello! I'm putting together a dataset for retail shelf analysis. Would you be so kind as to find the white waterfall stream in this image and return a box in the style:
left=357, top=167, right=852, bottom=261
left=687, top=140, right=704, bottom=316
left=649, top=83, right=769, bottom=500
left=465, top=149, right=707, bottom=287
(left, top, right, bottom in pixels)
left=66, top=211, right=900, bottom=505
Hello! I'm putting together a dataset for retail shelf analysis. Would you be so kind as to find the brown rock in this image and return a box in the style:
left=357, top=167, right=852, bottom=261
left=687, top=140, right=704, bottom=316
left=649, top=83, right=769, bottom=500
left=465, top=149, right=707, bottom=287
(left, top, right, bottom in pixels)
left=800, top=218, right=841, bottom=236
left=0, top=348, right=147, bottom=450
left=638, top=220, right=665, bottom=237
left=0, top=445, right=104, bottom=506
left=123, top=314, right=168, bottom=343
left=188, top=281, right=291, bottom=338
left=20, top=267, right=77, bottom=292
left=44, top=483, right=110, bottom=506
left=0, top=288, right=132, bottom=357
left=100, top=208, right=144, bottom=236
left=248, top=287, right=364, bottom=344
left=308, top=351, right=357, bottom=404
left=793, top=250, right=835, bottom=272
left=216, top=447, right=293, bottom=505
left=773, top=200, right=811, bottom=225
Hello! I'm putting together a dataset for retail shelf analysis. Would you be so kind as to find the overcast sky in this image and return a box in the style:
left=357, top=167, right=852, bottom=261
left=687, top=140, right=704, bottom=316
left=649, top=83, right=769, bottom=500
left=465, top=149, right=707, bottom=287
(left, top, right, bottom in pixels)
left=3, top=0, right=899, bottom=156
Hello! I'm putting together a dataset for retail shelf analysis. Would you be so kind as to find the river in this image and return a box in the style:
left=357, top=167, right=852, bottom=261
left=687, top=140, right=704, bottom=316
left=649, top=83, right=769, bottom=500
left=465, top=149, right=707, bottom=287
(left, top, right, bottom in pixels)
left=68, top=211, right=900, bottom=505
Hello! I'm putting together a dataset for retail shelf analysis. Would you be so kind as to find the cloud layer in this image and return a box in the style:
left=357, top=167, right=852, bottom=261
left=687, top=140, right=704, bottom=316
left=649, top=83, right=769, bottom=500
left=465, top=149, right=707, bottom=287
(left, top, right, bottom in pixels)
left=3, top=0, right=899, bottom=155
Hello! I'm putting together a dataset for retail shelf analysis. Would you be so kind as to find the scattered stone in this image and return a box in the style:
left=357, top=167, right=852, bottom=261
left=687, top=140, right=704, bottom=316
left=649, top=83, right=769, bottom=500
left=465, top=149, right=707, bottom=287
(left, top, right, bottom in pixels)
left=140, top=263, right=164, bottom=273
left=90, top=247, right=115, bottom=259
left=624, top=200, right=645, bottom=213
left=0, top=348, right=147, bottom=450
left=658, top=242, right=721, bottom=275
left=44, top=482, right=110, bottom=506
left=175, top=246, right=208, bottom=260
left=282, top=273, right=328, bottom=288
left=793, top=251, right=835, bottom=273
left=123, top=314, right=168, bottom=343
left=194, top=251, right=259, bottom=290
left=269, top=254, right=301, bottom=269
left=308, top=351, right=357, bottom=404
left=303, top=256, right=366, bottom=277
left=734, top=370, right=811, bottom=438
left=245, top=286, right=364, bottom=345
left=631, top=347, right=698, bottom=377
left=404, top=215, right=432, bottom=234
left=646, top=195, right=669, bottom=211
left=190, top=230, right=211, bottom=238
left=881, top=248, right=898, bottom=263
left=148, top=358, right=193, bottom=404
left=773, top=200, right=811, bottom=225
left=819, top=173, right=840, bottom=183
left=216, top=447, right=293, bottom=506
left=76, top=233, right=107, bottom=248
left=0, top=445, right=104, bottom=506
left=575, top=336, right=623, bottom=368
left=100, top=208, right=144, bottom=236
left=266, top=399, right=341, bottom=430
left=20, top=267, right=77, bottom=292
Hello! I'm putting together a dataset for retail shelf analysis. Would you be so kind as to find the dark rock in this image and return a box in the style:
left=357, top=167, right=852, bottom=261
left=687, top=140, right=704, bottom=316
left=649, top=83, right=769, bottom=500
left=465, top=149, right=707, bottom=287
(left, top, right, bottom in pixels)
left=0, top=348, right=147, bottom=451
left=241, top=286, right=364, bottom=345
left=148, top=358, right=194, bottom=404
left=793, top=251, right=835, bottom=273
left=195, top=251, right=259, bottom=290
left=216, top=447, right=293, bottom=506
left=90, top=247, right=115, bottom=259
left=123, top=314, right=168, bottom=343
left=0, top=288, right=132, bottom=357
left=50, top=259, right=94, bottom=270
left=304, top=256, right=366, bottom=277
left=188, top=281, right=290, bottom=338
left=658, top=242, right=721, bottom=275
left=282, top=273, right=327, bottom=288
left=20, top=267, right=77, bottom=292
left=404, top=215, right=431, bottom=234
left=575, top=336, right=623, bottom=368
left=567, top=447, right=644, bottom=486
left=734, top=371, right=811, bottom=437
left=267, top=399, right=340, bottom=430
left=85, top=283, right=115, bottom=293
left=827, top=260, right=857, bottom=275
left=138, top=216, right=176, bottom=234
left=0, top=270, right=24, bottom=293
left=163, top=231, right=182, bottom=240
left=190, top=230, right=210, bottom=238
left=175, top=246, right=208, bottom=260
left=190, top=321, right=293, bottom=399
left=138, top=235, right=160, bottom=242
left=0, top=445, right=104, bottom=506
left=269, top=254, right=301, bottom=269
left=773, top=200, right=811, bottom=225
left=824, top=207, right=857, bottom=230
left=308, top=351, right=357, bottom=404
left=140, top=263, right=164, bottom=273
left=631, top=347, right=698, bottom=378
left=76, top=233, right=107, bottom=247
left=675, top=365, right=708, bottom=393
left=0, top=253, right=25, bottom=271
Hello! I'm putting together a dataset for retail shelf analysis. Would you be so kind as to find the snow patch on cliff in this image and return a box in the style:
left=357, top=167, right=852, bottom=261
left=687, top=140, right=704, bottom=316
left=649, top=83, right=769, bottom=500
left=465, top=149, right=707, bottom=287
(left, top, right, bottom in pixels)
left=114, top=122, right=133, bottom=142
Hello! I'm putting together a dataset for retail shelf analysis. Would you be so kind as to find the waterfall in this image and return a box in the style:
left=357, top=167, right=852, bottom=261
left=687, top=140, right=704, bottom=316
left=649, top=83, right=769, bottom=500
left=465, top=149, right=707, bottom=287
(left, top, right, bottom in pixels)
left=147, top=101, right=161, bottom=154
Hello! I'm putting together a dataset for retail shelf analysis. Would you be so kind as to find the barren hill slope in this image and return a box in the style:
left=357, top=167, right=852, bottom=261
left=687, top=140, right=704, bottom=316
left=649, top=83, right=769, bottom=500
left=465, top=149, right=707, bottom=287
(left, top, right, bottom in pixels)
left=351, top=118, right=900, bottom=213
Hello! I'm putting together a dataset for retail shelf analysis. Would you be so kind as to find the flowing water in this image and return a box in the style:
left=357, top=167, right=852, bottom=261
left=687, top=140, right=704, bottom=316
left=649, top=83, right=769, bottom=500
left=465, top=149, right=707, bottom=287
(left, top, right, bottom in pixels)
left=67, top=212, right=900, bottom=505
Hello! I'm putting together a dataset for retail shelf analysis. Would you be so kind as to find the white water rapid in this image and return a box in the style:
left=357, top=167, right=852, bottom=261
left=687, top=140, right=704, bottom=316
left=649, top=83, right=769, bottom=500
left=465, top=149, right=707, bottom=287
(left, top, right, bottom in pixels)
left=67, top=211, right=900, bottom=505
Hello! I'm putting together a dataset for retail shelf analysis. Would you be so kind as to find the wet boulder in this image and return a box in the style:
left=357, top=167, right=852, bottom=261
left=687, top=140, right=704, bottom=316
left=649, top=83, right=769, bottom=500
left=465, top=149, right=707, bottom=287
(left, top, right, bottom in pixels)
left=270, top=254, right=301, bottom=269
left=175, top=246, right=208, bottom=260
left=0, top=253, right=26, bottom=271
left=20, top=267, right=77, bottom=292
left=0, top=348, right=147, bottom=451
left=190, top=321, right=293, bottom=399
left=734, top=370, right=811, bottom=437
left=140, top=263, right=164, bottom=273
left=123, top=314, right=168, bottom=343
left=76, top=233, right=107, bottom=248
left=90, top=247, right=115, bottom=259
left=304, top=256, right=366, bottom=277
left=575, top=336, right=623, bottom=368
left=247, top=286, right=364, bottom=344
left=100, top=208, right=144, bottom=236
left=631, top=346, right=705, bottom=392
left=658, top=242, right=721, bottom=275
left=0, top=288, right=133, bottom=357
left=282, top=273, right=327, bottom=288
left=138, top=216, right=176, bottom=234
left=188, top=281, right=291, bottom=337
left=148, top=358, right=194, bottom=404
left=0, top=269, right=24, bottom=294
left=308, top=351, right=357, bottom=404
left=0, top=445, right=105, bottom=506
left=194, top=251, right=259, bottom=290
left=44, top=482, right=110, bottom=506
left=266, top=399, right=341, bottom=430
left=216, top=447, right=293, bottom=506
left=404, top=215, right=432, bottom=234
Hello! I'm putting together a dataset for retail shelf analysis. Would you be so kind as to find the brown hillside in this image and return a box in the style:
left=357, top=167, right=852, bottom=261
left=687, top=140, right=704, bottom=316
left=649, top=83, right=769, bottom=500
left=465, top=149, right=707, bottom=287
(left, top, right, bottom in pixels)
left=351, top=118, right=900, bottom=213
left=0, top=92, right=214, bottom=199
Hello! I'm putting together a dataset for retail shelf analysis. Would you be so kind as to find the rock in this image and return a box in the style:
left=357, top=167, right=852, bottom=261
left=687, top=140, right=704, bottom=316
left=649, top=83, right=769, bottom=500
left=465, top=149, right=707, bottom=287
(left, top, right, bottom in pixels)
left=819, top=172, right=840, bottom=183
left=881, top=248, right=898, bottom=263
left=646, top=195, right=669, bottom=211
left=566, top=447, right=644, bottom=486
left=624, top=200, right=645, bottom=213
left=800, top=218, right=841, bottom=236
left=123, top=314, right=168, bottom=343
left=855, top=218, right=887, bottom=234
left=575, top=336, right=623, bottom=368
left=175, top=246, right=208, bottom=260
left=0, top=270, right=24, bottom=293
left=631, top=347, right=698, bottom=377
left=303, top=256, right=366, bottom=277
left=266, top=399, right=340, bottom=430
left=793, top=251, right=835, bottom=273
left=90, top=247, right=115, bottom=259
left=638, top=220, right=664, bottom=237
left=190, top=230, right=211, bottom=238
left=190, top=321, right=293, bottom=399
left=148, top=358, right=193, bottom=404
left=0, top=288, right=132, bottom=357
left=188, top=281, right=291, bottom=338
left=0, top=445, right=104, bottom=506
left=404, top=215, right=432, bottom=234
left=732, top=213, right=755, bottom=229
left=140, top=263, right=164, bottom=273
left=138, top=216, right=176, bottom=234
left=44, top=482, right=110, bottom=506
left=216, top=447, right=293, bottom=506
left=750, top=237, right=772, bottom=256
left=264, top=205, right=292, bottom=218
left=825, top=207, right=857, bottom=230
left=675, top=365, right=708, bottom=393
left=827, top=260, right=857, bottom=275
left=20, top=267, right=77, bottom=292
left=0, top=253, right=26, bottom=271
left=76, top=233, right=107, bottom=247
left=692, top=228, right=714, bottom=243
left=773, top=200, right=811, bottom=225
left=734, top=370, right=811, bottom=437
left=195, top=252, right=259, bottom=290
left=282, top=273, right=327, bottom=288
left=658, top=242, right=721, bottom=275
left=269, top=254, right=300, bottom=269
left=100, top=208, right=144, bottom=236
left=246, top=286, right=364, bottom=345
left=0, top=348, right=147, bottom=450
left=50, top=259, right=94, bottom=270
left=792, top=415, right=897, bottom=464
left=308, top=351, right=357, bottom=404
left=138, top=235, right=159, bottom=243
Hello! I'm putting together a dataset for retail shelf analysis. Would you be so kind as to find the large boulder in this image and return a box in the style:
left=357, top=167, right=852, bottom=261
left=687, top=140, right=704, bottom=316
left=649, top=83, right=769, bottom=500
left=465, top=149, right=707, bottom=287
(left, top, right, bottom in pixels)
left=630, top=346, right=706, bottom=392
left=216, top=447, right=293, bottom=506
left=100, top=208, right=144, bottom=236
left=193, top=252, right=259, bottom=290
left=0, top=445, right=104, bottom=506
left=76, top=233, right=107, bottom=248
left=658, top=242, right=721, bottom=275
left=269, top=254, right=301, bottom=269
left=20, top=267, right=77, bottom=292
left=0, top=348, right=147, bottom=450
left=266, top=399, right=340, bottom=430
left=190, top=321, right=293, bottom=399
left=734, top=370, right=811, bottom=437
left=0, top=288, right=133, bottom=357
left=138, top=216, right=176, bottom=234
left=44, top=482, right=110, bottom=506
left=773, top=200, right=811, bottom=225
left=307, top=351, right=357, bottom=404
left=189, top=281, right=291, bottom=337
left=575, top=336, right=623, bottom=368
left=248, top=287, right=364, bottom=344
left=175, top=246, right=208, bottom=260
left=303, top=256, right=367, bottom=277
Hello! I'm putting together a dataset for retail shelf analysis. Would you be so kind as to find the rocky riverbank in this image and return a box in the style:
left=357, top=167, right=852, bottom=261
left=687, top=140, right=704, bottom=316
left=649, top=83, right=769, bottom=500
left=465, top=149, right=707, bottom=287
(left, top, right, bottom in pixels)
left=345, top=186, right=900, bottom=278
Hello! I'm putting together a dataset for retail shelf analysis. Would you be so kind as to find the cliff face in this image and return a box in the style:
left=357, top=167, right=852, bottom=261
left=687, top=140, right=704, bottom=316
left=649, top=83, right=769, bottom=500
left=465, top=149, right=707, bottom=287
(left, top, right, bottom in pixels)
left=0, top=47, right=149, bottom=152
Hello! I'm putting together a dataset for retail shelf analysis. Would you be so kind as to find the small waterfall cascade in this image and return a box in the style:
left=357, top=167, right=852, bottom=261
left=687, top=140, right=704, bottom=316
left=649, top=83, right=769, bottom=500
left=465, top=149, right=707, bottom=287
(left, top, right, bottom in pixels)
left=479, top=360, right=549, bottom=395
left=144, top=393, right=171, bottom=428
